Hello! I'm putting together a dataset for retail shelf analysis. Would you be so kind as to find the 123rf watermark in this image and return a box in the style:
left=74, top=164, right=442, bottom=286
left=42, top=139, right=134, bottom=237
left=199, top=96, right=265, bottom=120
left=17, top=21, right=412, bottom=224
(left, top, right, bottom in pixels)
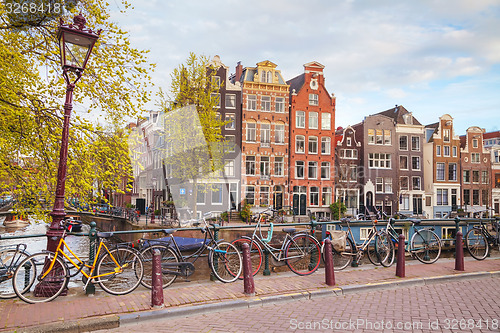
left=290, top=318, right=499, bottom=331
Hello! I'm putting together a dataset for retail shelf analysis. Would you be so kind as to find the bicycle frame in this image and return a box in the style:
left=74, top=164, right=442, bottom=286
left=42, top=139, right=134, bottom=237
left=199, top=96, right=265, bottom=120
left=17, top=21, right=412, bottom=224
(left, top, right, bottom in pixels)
left=41, top=235, right=123, bottom=282
left=384, top=220, right=431, bottom=253
left=342, top=220, right=379, bottom=254
left=472, top=220, right=499, bottom=245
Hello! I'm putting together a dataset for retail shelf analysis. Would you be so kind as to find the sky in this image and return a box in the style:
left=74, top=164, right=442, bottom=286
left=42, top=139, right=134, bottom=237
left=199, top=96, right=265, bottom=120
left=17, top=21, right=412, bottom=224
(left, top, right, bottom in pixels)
left=108, top=0, right=500, bottom=135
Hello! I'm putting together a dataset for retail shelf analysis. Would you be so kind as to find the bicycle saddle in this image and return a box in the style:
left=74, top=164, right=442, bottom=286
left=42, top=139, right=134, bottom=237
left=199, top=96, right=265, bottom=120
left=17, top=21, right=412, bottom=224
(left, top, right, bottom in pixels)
left=97, top=232, right=114, bottom=238
left=282, top=228, right=296, bottom=234
left=162, top=229, right=176, bottom=235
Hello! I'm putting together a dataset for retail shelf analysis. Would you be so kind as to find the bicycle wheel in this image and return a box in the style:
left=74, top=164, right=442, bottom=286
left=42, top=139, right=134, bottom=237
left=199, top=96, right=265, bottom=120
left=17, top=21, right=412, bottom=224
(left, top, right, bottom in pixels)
left=376, top=232, right=395, bottom=267
left=0, top=249, right=31, bottom=299
left=230, top=238, right=263, bottom=278
left=465, top=228, right=489, bottom=260
left=209, top=241, right=242, bottom=283
left=411, top=229, right=441, bottom=264
left=96, top=246, right=144, bottom=295
left=140, top=244, right=179, bottom=289
left=285, top=234, right=321, bottom=275
left=13, top=252, right=68, bottom=304
left=322, top=236, right=354, bottom=270
left=367, top=238, right=382, bottom=266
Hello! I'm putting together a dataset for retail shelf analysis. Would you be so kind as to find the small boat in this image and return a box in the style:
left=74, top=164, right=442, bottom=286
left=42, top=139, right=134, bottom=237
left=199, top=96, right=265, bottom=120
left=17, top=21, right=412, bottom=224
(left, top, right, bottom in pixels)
left=65, top=218, right=83, bottom=232
left=3, top=215, right=30, bottom=227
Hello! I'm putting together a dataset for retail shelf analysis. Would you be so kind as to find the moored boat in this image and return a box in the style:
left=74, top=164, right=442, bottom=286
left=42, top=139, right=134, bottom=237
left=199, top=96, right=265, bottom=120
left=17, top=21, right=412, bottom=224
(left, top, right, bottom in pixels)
left=3, top=215, right=30, bottom=227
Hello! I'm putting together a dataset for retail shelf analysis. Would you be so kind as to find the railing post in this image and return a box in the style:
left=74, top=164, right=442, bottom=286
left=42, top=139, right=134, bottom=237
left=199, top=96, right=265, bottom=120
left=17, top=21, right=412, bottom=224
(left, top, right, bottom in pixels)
left=396, top=234, right=405, bottom=278
left=324, top=238, right=335, bottom=286
left=210, top=223, right=220, bottom=281
left=242, top=243, right=255, bottom=296
left=454, top=217, right=461, bottom=234
left=263, top=249, right=271, bottom=276
left=151, top=249, right=164, bottom=307
left=86, top=221, right=97, bottom=295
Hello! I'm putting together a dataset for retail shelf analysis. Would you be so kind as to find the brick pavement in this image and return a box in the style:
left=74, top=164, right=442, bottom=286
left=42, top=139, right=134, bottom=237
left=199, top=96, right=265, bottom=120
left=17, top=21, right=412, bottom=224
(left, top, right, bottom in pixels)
left=1, top=257, right=499, bottom=332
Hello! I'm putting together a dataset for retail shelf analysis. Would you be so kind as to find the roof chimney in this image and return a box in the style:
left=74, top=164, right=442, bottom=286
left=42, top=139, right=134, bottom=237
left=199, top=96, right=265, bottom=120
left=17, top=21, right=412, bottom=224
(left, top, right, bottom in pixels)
left=235, top=61, right=243, bottom=81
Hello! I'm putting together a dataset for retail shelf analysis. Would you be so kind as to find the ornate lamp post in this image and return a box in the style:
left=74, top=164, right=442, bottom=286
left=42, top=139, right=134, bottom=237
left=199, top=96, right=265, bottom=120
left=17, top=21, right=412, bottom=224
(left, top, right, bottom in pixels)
left=46, top=14, right=100, bottom=252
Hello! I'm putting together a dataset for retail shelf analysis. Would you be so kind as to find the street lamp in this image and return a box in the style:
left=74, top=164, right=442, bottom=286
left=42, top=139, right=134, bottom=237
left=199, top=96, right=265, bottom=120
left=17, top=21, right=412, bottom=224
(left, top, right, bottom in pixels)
left=46, top=14, right=100, bottom=252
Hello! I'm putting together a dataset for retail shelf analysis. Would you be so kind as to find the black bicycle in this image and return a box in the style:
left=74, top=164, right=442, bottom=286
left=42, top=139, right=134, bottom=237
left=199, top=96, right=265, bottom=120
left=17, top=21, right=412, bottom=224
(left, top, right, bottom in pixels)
left=138, top=212, right=242, bottom=289
left=0, top=244, right=32, bottom=299
left=465, top=220, right=500, bottom=260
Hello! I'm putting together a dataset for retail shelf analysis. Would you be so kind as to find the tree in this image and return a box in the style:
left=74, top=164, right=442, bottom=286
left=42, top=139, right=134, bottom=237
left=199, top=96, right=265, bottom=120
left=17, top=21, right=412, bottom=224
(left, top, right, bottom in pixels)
left=330, top=200, right=347, bottom=220
left=0, top=1, right=153, bottom=217
left=160, top=53, right=228, bottom=219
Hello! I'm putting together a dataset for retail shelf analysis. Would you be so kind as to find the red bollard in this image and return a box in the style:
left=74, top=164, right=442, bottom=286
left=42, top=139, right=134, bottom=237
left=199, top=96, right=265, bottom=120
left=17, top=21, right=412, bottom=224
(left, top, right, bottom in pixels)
left=242, top=242, right=255, bottom=296
left=151, top=249, right=164, bottom=308
left=396, top=234, right=405, bottom=278
left=455, top=231, right=465, bottom=271
left=324, top=238, right=336, bottom=286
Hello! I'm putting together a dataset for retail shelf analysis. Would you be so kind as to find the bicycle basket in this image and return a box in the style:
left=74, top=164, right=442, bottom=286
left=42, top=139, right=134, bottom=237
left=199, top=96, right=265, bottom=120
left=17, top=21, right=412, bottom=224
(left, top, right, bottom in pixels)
left=329, top=231, right=347, bottom=252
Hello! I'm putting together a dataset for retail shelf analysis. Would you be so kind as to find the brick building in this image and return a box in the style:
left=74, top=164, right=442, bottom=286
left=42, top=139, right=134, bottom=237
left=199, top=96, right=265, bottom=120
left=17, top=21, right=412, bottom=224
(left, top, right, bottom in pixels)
left=287, top=62, right=336, bottom=218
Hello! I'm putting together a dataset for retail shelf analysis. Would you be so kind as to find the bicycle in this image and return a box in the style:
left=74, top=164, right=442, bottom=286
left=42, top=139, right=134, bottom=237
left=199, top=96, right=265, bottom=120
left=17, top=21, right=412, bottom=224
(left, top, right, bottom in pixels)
left=138, top=212, right=242, bottom=289
left=12, top=220, right=144, bottom=303
left=378, top=218, right=442, bottom=267
left=231, top=208, right=321, bottom=276
left=0, top=243, right=32, bottom=299
left=465, top=220, right=500, bottom=260
left=322, top=219, right=394, bottom=270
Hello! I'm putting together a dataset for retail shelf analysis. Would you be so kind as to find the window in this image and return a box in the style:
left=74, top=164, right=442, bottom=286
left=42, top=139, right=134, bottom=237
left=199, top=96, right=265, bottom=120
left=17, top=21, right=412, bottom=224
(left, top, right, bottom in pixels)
left=443, top=129, right=450, bottom=142
left=341, top=149, right=358, bottom=159
left=245, top=156, right=255, bottom=175
left=211, top=184, right=223, bottom=204
left=321, top=137, right=331, bottom=154
left=295, top=161, right=304, bottom=179
left=309, top=93, right=318, bottom=106
left=412, top=156, right=420, bottom=170
left=471, top=153, right=480, bottom=163
left=376, top=130, right=383, bottom=145
left=443, top=145, right=450, bottom=157
left=463, top=170, right=470, bottom=183
left=412, top=177, right=421, bottom=190
left=261, top=96, right=271, bottom=111
left=349, top=165, right=357, bottom=181
left=411, top=136, right=420, bottom=151
left=196, top=184, right=205, bottom=204
left=260, top=123, right=270, bottom=146
left=296, top=111, right=305, bottom=128
left=452, top=146, right=457, bottom=157
left=384, top=130, right=391, bottom=145
left=436, top=163, right=445, bottom=181
left=376, top=177, right=383, bottom=193
left=296, top=135, right=305, bottom=153
left=321, top=162, right=330, bottom=179
left=309, top=112, right=318, bottom=129
left=225, top=114, right=235, bottom=129
left=211, top=93, right=220, bottom=108
left=225, top=160, right=234, bottom=177
left=247, top=95, right=256, bottom=111
left=368, top=153, right=391, bottom=169
left=310, top=187, right=319, bottom=206
left=260, top=156, right=270, bottom=177
left=482, top=171, right=489, bottom=184
left=308, top=136, right=318, bottom=154
left=463, top=189, right=470, bottom=205
left=212, top=76, right=221, bottom=88
left=322, top=187, right=332, bottom=206
left=496, top=173, right=500, bottom=188
left=368, top=129, right=375, bottom=144
left=482, top=189, right=488, bottom=206
left=321, top=113, right=331, bottom=130
left=275, top=123, right=285, bottom=144
left=400, top=195, right=410, bottom=210
left=346, top=137, right=352, bottom=146
left=225, top=135, right=235, bottom=153
left=225, top=94, right=236, bottom=108
left=385, top=178, right=393, bottom=193
left=448, top=163, right=457, bottom=181
left=260, top=186, right=269, bottom=206
left=495, top=150, right=500, bottom=163
left=437, top=189, right=448, bottom=206
left=473, top=139, right=478, bottom=148
left=308, top=161, right=317, bottom=179
left=339, top=164, right=347, bottom=181
left=399, top=136, right=408, bottom=150
left=473, top=189, right=480, bottom=205
left=436, top=145, right=441, bottom=156
left=400, top=156, right=408, bottom=170
left=246, top=122, right=256, bottom=142
left=400, top=176, right=409, bottom=190
left=473, top=170, right=479, bottom=183
left=275, top=97, right=285, bottom=113
left=274, top=157, right=284, bottom=176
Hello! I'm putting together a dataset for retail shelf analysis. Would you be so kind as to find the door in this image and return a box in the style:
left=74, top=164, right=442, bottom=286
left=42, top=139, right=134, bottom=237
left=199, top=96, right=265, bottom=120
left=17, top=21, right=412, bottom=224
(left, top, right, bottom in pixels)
left=451, top=189, right=457, bottom=211
left=299, top=194, right=307, bottom=215
left=292, top=192, right=307, bottom=215
left=229, top=183, right=237, bottom=211
left=136, top=198, right=146, bottom=215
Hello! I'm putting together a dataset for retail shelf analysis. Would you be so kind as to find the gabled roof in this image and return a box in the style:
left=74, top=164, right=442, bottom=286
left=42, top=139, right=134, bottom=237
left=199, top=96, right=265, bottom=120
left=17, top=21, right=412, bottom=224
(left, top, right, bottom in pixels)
left=376, top=105, right=422, bottom=125
left=286, top=73, right=305, bottom=94
left=484, top=130, right=500, bottom=140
